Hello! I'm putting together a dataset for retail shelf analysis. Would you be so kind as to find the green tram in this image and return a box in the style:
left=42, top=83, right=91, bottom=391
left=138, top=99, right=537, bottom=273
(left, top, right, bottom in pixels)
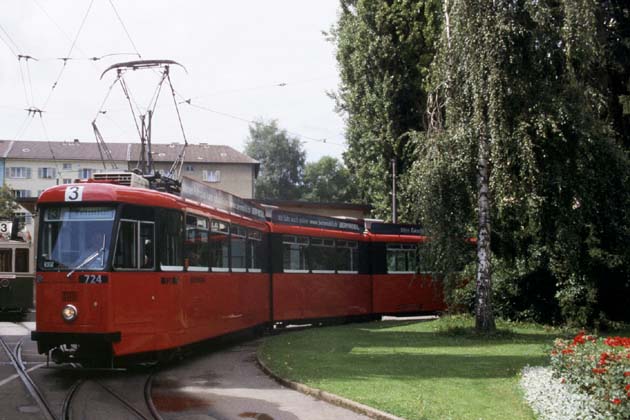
left=0, top=226, right=35, bottom=315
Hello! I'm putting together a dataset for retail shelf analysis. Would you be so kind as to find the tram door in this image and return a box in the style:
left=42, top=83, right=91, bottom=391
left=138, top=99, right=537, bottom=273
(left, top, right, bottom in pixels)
left=112, top=218, right=158, bottom=327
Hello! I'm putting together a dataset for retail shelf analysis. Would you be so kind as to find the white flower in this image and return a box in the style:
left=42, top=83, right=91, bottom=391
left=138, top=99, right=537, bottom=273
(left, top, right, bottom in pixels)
left=519, top=366, right=605, bottom=420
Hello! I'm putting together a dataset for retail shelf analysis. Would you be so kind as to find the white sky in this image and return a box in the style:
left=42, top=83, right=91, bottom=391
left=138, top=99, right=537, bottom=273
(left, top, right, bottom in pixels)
left=0, top=1, right=347, bottom=162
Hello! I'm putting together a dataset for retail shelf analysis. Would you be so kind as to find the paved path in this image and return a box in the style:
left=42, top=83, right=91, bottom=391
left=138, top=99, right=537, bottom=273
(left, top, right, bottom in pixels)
left=154, top=340, right=372, bottom=420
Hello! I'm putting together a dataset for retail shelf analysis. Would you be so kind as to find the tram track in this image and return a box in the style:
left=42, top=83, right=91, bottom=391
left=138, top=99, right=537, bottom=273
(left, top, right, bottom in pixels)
left=61, top=371, right=163, bottom=420
left=0, top=335, right=56, bottom=420
left=0, top=334, right=163, bottom=420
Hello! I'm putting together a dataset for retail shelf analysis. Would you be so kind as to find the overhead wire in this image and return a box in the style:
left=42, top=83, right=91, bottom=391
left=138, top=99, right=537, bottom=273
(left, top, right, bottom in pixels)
left=37, top=114, right=61, bottom=177
left=18, top=60, right=31, bottom=107
left=24, top=58, right=36, bottom=107
left=107, top=0, right=142, bottom=58
left=186, top=75, right=336, bottom=101
left=166, top=70, right=189, bottom=179
left=0, top=22, right=20, bottom=56
left=42, top=0, right=95, bottom=110
left=182, top=101, right=344, bottom=147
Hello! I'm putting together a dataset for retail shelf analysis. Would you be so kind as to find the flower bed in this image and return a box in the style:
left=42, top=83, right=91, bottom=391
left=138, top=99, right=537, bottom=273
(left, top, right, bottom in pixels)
left=549, top=332, right=630, bottom=419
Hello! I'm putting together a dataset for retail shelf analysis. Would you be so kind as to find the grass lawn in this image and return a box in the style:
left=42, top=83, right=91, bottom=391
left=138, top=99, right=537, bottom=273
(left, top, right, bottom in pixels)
left=258, top=316, right=560, bottom=420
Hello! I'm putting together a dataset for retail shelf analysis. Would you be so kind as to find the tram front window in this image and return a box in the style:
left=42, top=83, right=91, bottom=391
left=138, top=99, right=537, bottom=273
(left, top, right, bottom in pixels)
left=39, top=207, right=115, bottom=271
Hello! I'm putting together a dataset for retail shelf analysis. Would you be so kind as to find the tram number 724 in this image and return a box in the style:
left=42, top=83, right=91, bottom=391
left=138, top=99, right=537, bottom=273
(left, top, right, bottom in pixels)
left=78, top=274, right=108, bottom=284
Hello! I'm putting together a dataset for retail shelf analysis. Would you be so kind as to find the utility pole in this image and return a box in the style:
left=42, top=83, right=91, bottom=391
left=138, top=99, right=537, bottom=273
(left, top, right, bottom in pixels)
left=391, top=158, right=397, bottom=223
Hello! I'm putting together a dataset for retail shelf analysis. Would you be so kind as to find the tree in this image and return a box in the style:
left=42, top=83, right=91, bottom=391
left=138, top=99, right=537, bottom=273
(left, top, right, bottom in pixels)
left=599, top=0, right=630, bottom=149
left=244, top=120, right=306, bottom=200
left=408, top=0, right=630, bottom=329
left=0, top=185, right=18, bottom=220
left=302, top=156, right=358, bottom=203
left=330, top=0, right=441, bottom=219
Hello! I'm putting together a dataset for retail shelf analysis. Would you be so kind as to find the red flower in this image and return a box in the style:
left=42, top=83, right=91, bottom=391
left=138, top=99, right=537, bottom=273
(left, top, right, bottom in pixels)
left=611, top=398, right=621, bottom=405
left=592, top=368, right=607, bottom=374
left=562, top=348, right=574, bottom=355
left=624, top=371, right=630, bottom=377
left=625, top=384, right=630, bottom=391
left=573, top=331, right=586, bottom=345
left=604, top=336, right=630, bottom=348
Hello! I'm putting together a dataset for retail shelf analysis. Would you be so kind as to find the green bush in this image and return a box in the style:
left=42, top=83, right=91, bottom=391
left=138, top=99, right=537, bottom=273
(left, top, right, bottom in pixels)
left=550, top=332, right=630, bottom=419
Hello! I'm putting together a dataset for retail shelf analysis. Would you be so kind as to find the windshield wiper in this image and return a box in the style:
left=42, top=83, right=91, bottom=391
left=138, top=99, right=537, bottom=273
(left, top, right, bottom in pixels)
left=66, top=250, right=102, bottom=278
left=67, top=236, right=107, bottom=278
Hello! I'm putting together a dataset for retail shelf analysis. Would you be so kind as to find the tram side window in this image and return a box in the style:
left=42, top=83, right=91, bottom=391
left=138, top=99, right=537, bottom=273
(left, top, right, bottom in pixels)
left=185, top=214, right=209, bottom=271
left=210, top=220, right=229, bottom=271
left=159, top=210, right=183, bottom=271
left=336, top=240, right=358, bottom=273
left=248, top=229, right=263, bottom=272
left=0, top=249, right=11, bottom=272
left=283, top=235, right=308, bottom=272
left=386, top=243, right=417, bottom=273
left=231, top=225, right=247, bottom=271
left=309, top=238, right=336, bottom=272
left=114, top=221, right=138, bottom=269
left=114, top=221, right=155, bottom=270
left=15, top=248, right=29, bottom=273
left=140, top=222, right=155, bottom=269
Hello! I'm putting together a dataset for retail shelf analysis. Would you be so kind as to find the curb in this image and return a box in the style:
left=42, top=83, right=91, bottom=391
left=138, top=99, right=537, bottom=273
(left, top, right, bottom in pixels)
left=256, top=354, right=406, bottom=420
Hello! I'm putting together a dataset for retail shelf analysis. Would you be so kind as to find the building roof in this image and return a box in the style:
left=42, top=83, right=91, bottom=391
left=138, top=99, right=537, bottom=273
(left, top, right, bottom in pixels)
left=131, top=143, right=258, bottom=164
left=3, top=139, right=129, bottom=161
left=0, top=139, right=258, bottom=165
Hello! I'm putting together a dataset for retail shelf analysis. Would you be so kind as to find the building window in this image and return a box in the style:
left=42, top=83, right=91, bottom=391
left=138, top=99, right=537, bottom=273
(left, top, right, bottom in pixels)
left=185, top=164, right=194, bottom=172
left=202, top=170, right=221, bottom=183
left=7, top=167, right=31, bottom=179
left=13, top=190, right=31, bottom=198
left=62, top=179, right=72, bottom=184
left=78, top=168, right=93, bottom=179
left=38, top=167, right=56, bottom=179
left=63, top=163, right=72, bottom=170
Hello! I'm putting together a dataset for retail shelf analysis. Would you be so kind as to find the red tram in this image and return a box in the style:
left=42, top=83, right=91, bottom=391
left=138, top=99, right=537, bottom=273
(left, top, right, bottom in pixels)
left=31, top=176, right=445, bottom=366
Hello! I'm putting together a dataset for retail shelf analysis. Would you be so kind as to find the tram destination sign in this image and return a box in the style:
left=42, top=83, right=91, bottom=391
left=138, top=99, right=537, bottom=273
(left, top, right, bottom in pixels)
left=369, top=222, right=425, bottom=236
left=181, top=177, right=265, bottom=221
left=272, top=210, right=363, bottom=233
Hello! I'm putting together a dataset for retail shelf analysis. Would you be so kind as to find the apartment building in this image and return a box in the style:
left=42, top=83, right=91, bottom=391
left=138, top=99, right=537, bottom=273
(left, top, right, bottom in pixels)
left=132, top=142, right=259, bottom=198
left=2, top=139, right=259, bottom=199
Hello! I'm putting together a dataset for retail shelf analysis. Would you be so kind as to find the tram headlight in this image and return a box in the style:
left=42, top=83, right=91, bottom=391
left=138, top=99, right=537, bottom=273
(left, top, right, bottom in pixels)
left=61, top=304, right=78, bottom=322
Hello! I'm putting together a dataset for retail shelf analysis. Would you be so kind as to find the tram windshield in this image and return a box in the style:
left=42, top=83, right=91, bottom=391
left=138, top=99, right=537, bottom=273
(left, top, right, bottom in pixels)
left=39, top=206, right=116, bottom=271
